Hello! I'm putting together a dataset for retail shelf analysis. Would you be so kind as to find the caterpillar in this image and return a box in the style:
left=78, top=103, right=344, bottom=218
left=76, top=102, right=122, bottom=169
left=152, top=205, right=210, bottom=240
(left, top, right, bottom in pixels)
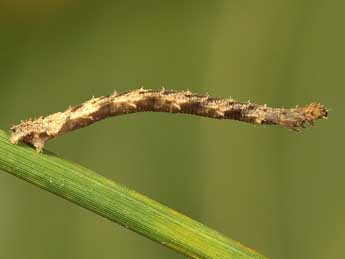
left=10, top=88, right=328, bottom=152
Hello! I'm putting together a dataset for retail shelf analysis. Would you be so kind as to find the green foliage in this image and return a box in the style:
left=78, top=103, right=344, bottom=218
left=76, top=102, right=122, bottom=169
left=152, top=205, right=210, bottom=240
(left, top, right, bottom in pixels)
left=0, top=130, right=269, bottom=259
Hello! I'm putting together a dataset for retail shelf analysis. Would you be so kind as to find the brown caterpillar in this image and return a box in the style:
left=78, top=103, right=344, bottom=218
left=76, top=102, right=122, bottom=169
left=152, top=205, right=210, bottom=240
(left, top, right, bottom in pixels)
left=10, top=88, right=328, bottom=152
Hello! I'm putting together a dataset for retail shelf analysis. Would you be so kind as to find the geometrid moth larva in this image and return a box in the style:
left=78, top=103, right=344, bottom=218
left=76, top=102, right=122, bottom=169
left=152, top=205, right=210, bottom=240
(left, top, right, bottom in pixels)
left=10, top=88, right=328, bottom=152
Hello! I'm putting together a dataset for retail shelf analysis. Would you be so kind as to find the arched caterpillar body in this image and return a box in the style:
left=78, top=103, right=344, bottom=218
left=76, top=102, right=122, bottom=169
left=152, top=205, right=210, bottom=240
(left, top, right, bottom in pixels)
left=10, top=88, right=328, bottom=152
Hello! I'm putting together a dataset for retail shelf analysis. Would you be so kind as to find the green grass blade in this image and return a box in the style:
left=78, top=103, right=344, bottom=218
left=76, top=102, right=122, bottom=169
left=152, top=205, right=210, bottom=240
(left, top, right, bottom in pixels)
left=0, top=130, right=269, bottom=259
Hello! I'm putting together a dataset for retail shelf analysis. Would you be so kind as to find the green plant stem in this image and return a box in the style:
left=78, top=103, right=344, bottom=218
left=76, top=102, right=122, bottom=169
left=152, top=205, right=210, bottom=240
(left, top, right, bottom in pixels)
left=0, top=130, right=268, bottom=259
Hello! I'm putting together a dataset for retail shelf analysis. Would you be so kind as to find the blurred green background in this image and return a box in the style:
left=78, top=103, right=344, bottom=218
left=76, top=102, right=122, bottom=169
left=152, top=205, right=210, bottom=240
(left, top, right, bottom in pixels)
left=0, top=1, right=343, bottom=259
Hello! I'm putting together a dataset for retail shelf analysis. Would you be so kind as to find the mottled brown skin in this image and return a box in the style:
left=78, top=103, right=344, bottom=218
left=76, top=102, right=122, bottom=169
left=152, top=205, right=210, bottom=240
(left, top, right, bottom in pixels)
left=10, top=88, right=328, bottom=152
